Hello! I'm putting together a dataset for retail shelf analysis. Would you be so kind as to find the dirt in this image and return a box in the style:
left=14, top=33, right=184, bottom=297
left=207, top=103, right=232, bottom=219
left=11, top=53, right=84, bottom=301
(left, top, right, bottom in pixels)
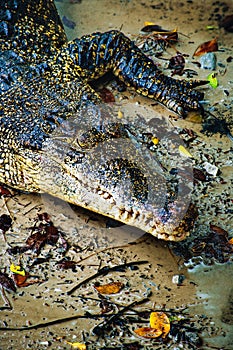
left=0, top=0, right=233, bottom=349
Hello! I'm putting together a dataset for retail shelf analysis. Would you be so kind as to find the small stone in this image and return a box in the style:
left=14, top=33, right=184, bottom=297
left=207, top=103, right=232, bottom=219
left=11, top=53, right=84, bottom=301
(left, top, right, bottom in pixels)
left=203, top=162, right=219, bottom=176
left=200, top=52, right=217, bottom=70
left=172, top=274, right=185, bottom=285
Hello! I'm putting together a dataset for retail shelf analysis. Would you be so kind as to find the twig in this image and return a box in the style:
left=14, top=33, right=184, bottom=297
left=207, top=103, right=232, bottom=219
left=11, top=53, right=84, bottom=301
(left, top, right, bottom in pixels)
left=0, top=297, right=149, bottom=332
left=0, top=286, right=12, bottom=310
left=92, top=297, right=149, bottom=336
left=0, top=313, right=106, bottom=331
left=67, top=260, right=149, bottom=295
left=70, top=235, right=148, bottom=265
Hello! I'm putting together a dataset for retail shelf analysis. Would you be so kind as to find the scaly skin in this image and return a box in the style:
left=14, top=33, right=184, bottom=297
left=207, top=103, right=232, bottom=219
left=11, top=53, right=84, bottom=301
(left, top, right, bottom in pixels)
left=0, top=0, right=202, bottom=240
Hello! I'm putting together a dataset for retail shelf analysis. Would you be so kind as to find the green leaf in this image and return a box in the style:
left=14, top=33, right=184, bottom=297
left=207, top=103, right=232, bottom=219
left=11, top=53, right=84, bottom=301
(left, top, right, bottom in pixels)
left=207, top=73, right=218, bottom=88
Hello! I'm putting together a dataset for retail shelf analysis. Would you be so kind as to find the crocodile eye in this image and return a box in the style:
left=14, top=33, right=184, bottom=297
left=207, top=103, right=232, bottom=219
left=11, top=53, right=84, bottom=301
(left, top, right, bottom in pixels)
left=77, top=128, right=105, bottom=149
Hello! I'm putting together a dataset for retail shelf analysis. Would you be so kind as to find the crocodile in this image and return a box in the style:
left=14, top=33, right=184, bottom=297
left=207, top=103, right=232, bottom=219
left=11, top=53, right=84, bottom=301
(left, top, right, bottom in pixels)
left=0, top=0, right=205, bottom=241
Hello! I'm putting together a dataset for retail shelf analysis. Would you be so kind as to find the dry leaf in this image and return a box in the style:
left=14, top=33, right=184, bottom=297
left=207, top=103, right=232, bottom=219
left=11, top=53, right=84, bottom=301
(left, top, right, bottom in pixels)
left=179, top=145, right=193, bottom=158
left=193, top=38, right=218, bottom=57
left=151, top=136, right=159, bottom=145
left=94, top=281, right=124, bottom=294
left=134, top=326, right=162, bottom=338
left=219, top=15, right=233, bottom=32
left=12, top=273, right=28, bottom=287
left=210, top=224, right=228, bottom=238
left=168, top=52, right=185, bottom=75
left=0, top=214, right=12, bottom=233
left=98, top=87, right=115, bottom=103
left=150, top=311, right=170, bottom=338
left=10, top=263, right=26, bottom=276
left=65, top=341, right=86, bottom=349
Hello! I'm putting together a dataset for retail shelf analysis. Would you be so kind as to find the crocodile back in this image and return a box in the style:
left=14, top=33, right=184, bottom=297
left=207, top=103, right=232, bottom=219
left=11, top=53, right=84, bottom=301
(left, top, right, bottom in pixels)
left=0, top=0, right=67, bottom=62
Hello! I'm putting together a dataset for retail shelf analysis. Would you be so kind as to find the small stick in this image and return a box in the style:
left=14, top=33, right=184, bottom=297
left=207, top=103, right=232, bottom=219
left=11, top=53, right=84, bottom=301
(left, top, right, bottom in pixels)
left=67, top=260, right=149, bottom=295
left=0, top=297, right=149, bottom=331
left=0, top=286, right=12, bottom=310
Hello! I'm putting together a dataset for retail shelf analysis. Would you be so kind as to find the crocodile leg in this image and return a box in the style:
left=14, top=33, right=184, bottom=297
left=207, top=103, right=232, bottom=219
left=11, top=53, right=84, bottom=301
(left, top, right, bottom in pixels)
left=57, top=30, right=207, bottom=116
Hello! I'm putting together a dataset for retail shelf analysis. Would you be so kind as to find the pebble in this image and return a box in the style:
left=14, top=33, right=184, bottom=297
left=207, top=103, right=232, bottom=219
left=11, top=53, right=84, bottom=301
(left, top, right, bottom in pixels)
left=200, top=52, right=217, bottom=70
left=172, top=274, right=185, bottom=285
left=203, top=161, right=219, bottom=176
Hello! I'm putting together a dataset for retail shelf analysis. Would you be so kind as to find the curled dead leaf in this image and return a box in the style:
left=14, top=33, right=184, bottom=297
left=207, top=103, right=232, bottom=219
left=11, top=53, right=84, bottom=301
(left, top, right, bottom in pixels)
left=134, top=326, right=162, bottom=338
left=210, top=224, right=228, bottom=238
left=168, top=52, right=185, bottom=76
left=98, top=87, right=115, bottom=103
left=10, top=263, right=26, bottom=276
left=12, top=273, right=28, bottom=287
left=150, top=311, right=170, bottom=338
left=193, top=38, right=218, bottom=57
left=94, top=281, right=124, bottom=294
left=0, top=214, right=12, bottom=233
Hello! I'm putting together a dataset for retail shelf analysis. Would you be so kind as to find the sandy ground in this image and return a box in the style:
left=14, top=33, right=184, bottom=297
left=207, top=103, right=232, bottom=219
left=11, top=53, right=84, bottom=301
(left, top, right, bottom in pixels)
left=0, top=0, right=233, bottom=349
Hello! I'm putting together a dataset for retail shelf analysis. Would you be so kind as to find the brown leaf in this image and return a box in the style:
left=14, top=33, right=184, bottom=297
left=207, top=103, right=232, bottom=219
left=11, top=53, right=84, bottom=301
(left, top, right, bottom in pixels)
left=0, top=186, right=12, bottom=198
left=134, top=327, right=162, bottom=338
left=12, top=273, right=41, bottom=288
left=193, top=168, right=207, bottom=182
left=0, top=214, right=12, bottom=233
left=193, top=38, right=218, bottom=56
left=219, top=15, right=233, bottom=32
left=56, top=258, right=77, bottom=271
left=37, top=212, right=51, bottom=223
left=26, top=231, right=47, bottom=252
left=98, top=88, right=115, bottom=103
left=210, top=224, right=228, bottom=238
left=12, top=273, right=28, bottom=287
left=168, top=52, right=185, bottom=75
left=94, top=281, right=124, bottom=294
left=45, top=225, right=59, bottom=245
left=140, top=25, right=178, bottom=42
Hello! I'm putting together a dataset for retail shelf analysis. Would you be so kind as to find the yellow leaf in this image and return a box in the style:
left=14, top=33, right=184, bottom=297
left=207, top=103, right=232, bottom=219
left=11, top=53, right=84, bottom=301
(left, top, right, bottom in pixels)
left=144, top=21, right=155, bottom=26
left=94, top=281, right=124, bottom=294
left=10, top=263, right=26, bottom=276
left=178, top=145, right=193, bottom=158
left=151, top=136, right=159, bottom=145
left=228, top=238, right=233, bottom=245
left=149, top=311, right=170, bottom=338
left=66, top=341, right=86, bottom=349
left=134, top=326, right=162, bottom=338
left=207, top=73, right=218, bottom=88
left=117, top=110, right=124, bottom=119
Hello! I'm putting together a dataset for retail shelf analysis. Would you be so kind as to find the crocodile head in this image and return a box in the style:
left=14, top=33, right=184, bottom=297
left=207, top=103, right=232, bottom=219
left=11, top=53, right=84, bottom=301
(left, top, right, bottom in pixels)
left=1, top=77, right=197, bottom=241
